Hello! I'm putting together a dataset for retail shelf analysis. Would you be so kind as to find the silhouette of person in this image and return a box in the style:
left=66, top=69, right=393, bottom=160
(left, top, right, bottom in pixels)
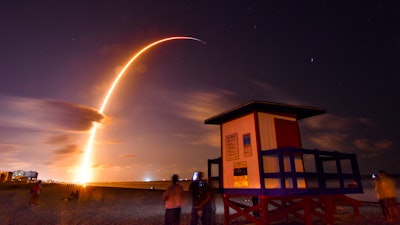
left=373, top=173, right=386, bottom=218
left=68, top=191, right=75, bottom=200
left=374, top=170, right=398, bottom=222
left=29, top=180, right=42, bottom=205
left=74, top=190, right=79, bottom=199
left=162, top=174, right=184, bottom=225
left=65, top=190, right=79, bottom=201
left=189, top=172, right=212, bottom=225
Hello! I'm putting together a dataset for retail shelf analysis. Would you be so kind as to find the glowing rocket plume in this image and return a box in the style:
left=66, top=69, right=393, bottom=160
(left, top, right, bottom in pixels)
left=78, top=36, right=205, bottom=183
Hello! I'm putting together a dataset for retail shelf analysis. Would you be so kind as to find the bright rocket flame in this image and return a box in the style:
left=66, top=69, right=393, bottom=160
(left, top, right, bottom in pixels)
left=77, top=36, right=205, bottom=184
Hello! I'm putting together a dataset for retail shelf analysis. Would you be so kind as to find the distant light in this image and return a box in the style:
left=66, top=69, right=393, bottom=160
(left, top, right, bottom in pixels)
left=144, top=177, right=152, bottom=182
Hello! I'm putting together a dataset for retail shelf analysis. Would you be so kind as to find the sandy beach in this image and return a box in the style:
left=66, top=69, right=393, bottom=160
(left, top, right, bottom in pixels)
left=0, top=183, right=397, bottom=225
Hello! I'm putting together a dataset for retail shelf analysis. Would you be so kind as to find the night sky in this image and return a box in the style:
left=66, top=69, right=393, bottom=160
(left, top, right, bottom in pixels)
left=1, top=1, right=399, bottom=182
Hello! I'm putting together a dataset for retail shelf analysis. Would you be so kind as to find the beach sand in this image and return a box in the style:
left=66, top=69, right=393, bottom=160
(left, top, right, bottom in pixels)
left=0, top=183, right=397, bottom=225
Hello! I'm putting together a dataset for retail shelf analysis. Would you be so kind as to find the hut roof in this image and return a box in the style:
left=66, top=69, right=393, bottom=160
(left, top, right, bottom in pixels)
left=205, top=100, right=326, bottom=125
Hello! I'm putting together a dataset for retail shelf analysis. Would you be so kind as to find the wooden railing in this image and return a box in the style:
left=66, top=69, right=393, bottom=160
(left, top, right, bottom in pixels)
left=258, top=147, right=363, bottom=196
left=209, top=147, right=364, bottom=196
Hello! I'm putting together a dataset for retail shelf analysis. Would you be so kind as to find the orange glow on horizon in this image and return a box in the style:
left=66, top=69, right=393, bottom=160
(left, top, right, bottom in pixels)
left=77, top=36, right=205, bottom=184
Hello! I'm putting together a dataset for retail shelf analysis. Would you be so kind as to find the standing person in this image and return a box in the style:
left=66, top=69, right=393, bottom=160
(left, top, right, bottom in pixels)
left=189, top=172, right=212, bottom=225
left=29, top=180, right=42, bottom=205
left=162, top=174, right=184, bottom=225
left=373, top=173, right=386, bottom=218
left=374, top=170, right=397, bottom=222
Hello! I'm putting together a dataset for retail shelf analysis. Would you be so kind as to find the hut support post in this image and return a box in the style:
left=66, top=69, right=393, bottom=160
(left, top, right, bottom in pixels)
left=222, top=194, right=361, bottom=224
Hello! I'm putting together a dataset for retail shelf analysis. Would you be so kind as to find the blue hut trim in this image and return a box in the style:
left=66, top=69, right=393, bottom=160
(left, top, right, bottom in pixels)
left=220, top=147, right=363, bottom=197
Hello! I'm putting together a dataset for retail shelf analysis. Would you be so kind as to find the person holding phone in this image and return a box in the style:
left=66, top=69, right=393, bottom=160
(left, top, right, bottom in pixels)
left=189, top=171, right=212, bottom=225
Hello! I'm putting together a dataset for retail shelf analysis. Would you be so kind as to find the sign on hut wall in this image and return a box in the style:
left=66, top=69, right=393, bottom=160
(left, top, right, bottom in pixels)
left=226, top=133, right=239, bottom=161
left=243, top=133, right=252, bottom=157
left=233, top=161, right=248, bottom=187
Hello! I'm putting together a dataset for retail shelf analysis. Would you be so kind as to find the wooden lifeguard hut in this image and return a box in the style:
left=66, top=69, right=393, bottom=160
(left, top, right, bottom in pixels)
left=205, top=100, right=363, bottom=225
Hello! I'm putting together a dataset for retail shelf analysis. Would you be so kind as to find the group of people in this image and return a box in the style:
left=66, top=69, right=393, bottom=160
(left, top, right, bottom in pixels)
left=162, top=172, right=214, bottom=225
left=24, top=170, right=398, bottom=223
left=63, top=190, right=80, bottom=201
left=374, top=170, right=398, bottom=222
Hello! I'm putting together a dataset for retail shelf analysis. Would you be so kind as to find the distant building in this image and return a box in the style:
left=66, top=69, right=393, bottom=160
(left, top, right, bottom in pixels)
left=11, top=170, right=38, bottom=182
left=0, top=171, right=13, bottom=182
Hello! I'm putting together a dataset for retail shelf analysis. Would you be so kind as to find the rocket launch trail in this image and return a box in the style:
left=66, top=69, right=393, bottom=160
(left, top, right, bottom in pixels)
left=78, top=36, right=205, bottom=183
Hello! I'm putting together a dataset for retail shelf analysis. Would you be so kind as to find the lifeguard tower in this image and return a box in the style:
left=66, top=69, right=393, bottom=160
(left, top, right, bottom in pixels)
left=205, top=100, right=363, bottom=225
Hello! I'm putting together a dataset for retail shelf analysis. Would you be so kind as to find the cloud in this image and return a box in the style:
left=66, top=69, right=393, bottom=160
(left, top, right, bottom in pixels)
left=91, top=163, right=103, bottom=168
left=91, top=163, right=111, bottom=169
left=45, top=134, right=74, bottom=145
left=40, top=100, right=104, bottom=131
left=0, top=144, right=18, bottom=154
left=177, top=89, right=236, bottom=122
left=353, top=138, right=393, bottom=151
left=173, top=129, right=220, bottom=148
left=100, top=43, right=122, bottom=56
left=307, top=132, right=349, bottom=151
left=250, top=80, right=306, bottom=105
left=1, top=159, right=32, bottom=170
left=0, top=95, right=104, bottom=132
left=301, top=113, right=394, bottom=157
left=54, top=144, right=81, bottom=155
left=252, top=80, right=274, bottom=92
left=121, top=153, right=136, bottom=158
left=374, top=139, right=393, bottom=150
left=90, top=80, right=109, bottom=96
left=301, top=114, right=354, bottom=131
left=356, top=117, right=375, bottom=127
left=173, top=89, right=236, bottom=148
